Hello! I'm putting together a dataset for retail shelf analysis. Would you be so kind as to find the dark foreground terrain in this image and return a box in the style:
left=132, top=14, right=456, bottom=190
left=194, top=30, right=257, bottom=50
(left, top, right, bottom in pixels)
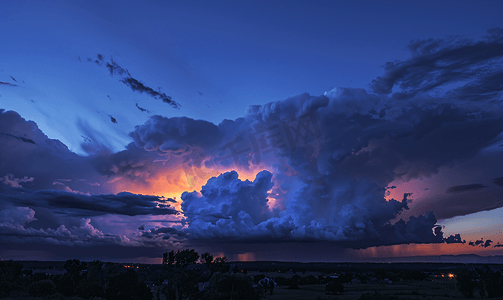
left=2, top=252, right=503, bottom=299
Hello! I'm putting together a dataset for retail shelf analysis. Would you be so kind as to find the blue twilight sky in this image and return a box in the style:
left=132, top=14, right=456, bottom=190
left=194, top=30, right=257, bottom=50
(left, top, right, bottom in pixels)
left=1, top=0, right=503, bottom=262
left=2, top=0, right=502, bottom=154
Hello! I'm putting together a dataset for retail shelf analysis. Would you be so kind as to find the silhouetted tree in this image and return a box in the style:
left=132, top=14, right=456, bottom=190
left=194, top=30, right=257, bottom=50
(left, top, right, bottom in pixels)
left=103, top=262, right=120, bottom=295
left=201, top=252, right=214, bottom=265
left=326, top=279, right=344, bottom=295
left=475, top=265, right=503, bottom=298
left=202, top=272, right=260, bottom=300
left=0, top=260, right=23, bottom=298
left=163, top=251, right=169, bottom=265
left=28, top=279, right=57, bottom=298
left=232, top=265, right=240, bottom=273
left=174, top=249, right=200, bottom=267
left=162, top=250, right=176, bottom=266
left=161, top=249, right=201, bottom=300
left=74, top=260, right=105, bottom=298
left=288, top=275, right=300, bottom=289
left=162, top=268, right=200, bottom=300
left=105, top=268, right=152, bottom=300
left=457, top=269, right=475, bottom=298
left=63, top=259, right=87, bottom=289
left=213, top=256, right=228, bottom=273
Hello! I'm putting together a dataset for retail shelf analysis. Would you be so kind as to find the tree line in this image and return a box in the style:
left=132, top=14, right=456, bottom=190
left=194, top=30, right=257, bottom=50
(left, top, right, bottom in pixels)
left=0, top=259, right=152, bottom=300
left=160, top=249, right=261, bottom=300
left=0, top=249, right=262, bottom=300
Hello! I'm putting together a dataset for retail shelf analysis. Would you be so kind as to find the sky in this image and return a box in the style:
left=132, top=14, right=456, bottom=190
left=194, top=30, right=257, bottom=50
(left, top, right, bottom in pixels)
left=1, top=0, right=503, bottom=263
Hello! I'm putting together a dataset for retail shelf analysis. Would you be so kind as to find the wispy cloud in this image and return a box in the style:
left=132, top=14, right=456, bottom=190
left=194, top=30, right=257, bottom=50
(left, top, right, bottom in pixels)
left=0, top=81, right=17, bottom=87
left=89, top=54, right=180, bottom=108
left=370, top=28, right=503, bottom=101
left=446, top=184, right=487, bottom=193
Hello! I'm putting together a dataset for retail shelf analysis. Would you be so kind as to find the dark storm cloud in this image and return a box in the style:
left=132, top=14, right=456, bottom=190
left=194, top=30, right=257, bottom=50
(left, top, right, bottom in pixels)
left=444, top=233, right=465, bottom=244
left=405, top=186, right=503, bottom=220
left=0, top=104, right=179, bottom=251
left=0, top=109, right=179, bottom=229
left=370, top=28, right=503, bottom=101
left=493, top=176, right=503, bottom=186
left=1, top=190, right=178, bottom=217
left=90, top=54, right=180, bottom=108
left=181, top=171, right=277, bottom=239
left=126, top=36, right=503, bottom=247
left=468, top=239, right=493, bottom=248
left=180, top=170, right=445, bottom=248
left=89, top=142, right=160, bottom=185
left=3, top=29, right=503, bottom=253
left=124, top=33, right=503, bottom=248
left=468, top=239, right=496, bottom=248
left=446, top=184, right=488, bottom=193
left=129, top=115, right=223, bottom=158
left=0, top=109, right=106, bottom=195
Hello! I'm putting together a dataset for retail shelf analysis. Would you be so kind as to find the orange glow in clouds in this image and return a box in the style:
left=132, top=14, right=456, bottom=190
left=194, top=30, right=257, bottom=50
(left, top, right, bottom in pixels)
left=112, top=160, right=278, bottom=213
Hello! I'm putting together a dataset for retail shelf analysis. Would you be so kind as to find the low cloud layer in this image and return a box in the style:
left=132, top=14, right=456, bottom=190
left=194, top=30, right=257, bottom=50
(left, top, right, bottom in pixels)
left=0, top=207, right=129, bottom=247
left=446, top=184, right=488, bottom=193
left=1, top=190, right=177, bottom=217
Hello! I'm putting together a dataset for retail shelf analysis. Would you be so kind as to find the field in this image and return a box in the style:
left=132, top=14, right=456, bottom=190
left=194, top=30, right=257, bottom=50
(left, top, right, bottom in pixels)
left=260, top=280, right=471, bottom=300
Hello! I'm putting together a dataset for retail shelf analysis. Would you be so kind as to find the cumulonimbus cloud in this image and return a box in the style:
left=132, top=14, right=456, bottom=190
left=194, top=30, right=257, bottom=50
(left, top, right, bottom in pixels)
left=2, top=29, right=503, bottom=253
left=179, top=170, right=448, bottom=248
left=124, top=30, right=503, bottom=248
